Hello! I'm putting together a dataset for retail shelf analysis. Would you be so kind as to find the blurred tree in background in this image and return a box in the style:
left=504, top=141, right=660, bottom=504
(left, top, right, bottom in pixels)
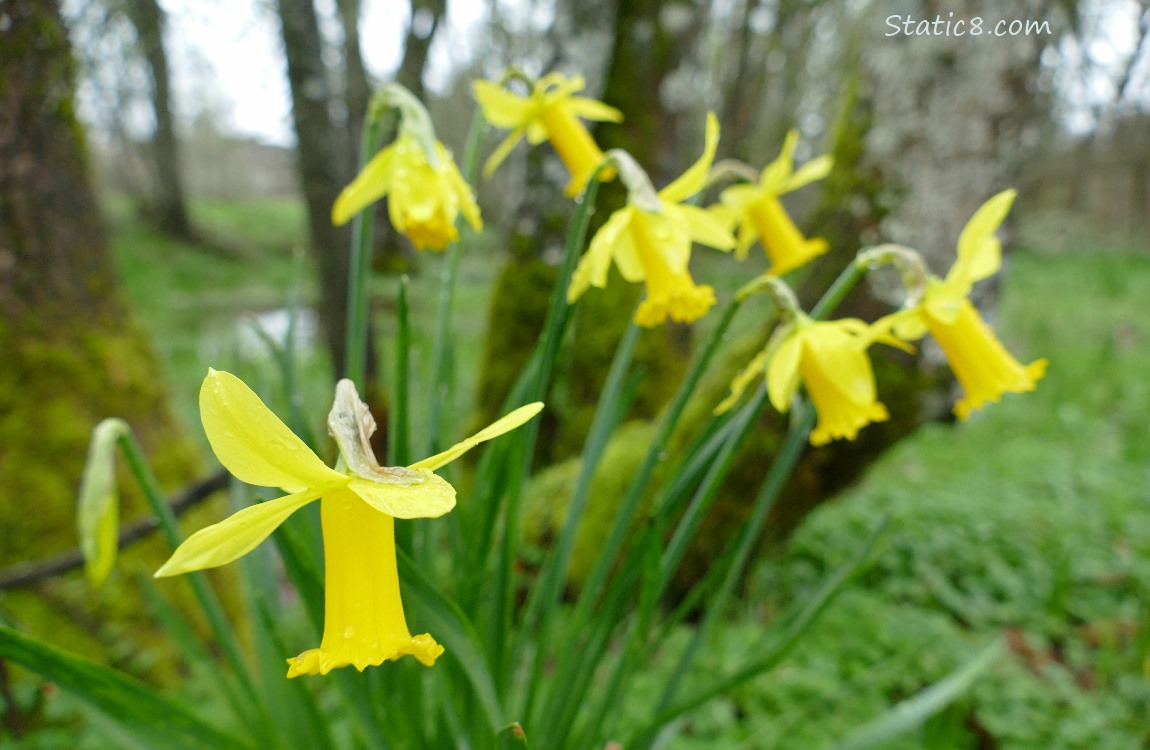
left=0, top=0, right=198, bottom=665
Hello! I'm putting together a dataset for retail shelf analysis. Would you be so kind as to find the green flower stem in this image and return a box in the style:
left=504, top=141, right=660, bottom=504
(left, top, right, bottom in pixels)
left=390, top=275, right=412, bottom=466
left=116, top=433, right=261, bottom=717
left=461, top=169, right=604, bottom=612
left=810, top=256, right=868, bottom=320
left=425, top=109, right=486, bottom=457
left=653, top=402, right=814, bottom=717
left=518, top=316, right=643, bottom=722
left=650, top=254, right=871, bottom=719
left=343, top=115, right=385, bottom=388
left=537, top=297, right=744, bottom=737
left=567, top=298, right=744, bottom=632
left=658, top=385, right=769, bottom=585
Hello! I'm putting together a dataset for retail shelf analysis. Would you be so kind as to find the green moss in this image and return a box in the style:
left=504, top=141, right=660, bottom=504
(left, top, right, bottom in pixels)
left=0, top=313, right=210, bottom=681
left=522, top=420, right=660, bottom=589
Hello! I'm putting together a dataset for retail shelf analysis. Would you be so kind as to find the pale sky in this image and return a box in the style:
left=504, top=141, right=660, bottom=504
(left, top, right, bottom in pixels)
left=68, top=0, right=489, bottom=147
left=67, top=0, right=1147, bottom=145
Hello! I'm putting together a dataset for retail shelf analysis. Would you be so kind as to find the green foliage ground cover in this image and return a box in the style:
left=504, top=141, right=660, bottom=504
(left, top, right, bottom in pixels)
left=73, top=201, right=1150, bottom=747
left=616, top=248, right=1150, bottom=747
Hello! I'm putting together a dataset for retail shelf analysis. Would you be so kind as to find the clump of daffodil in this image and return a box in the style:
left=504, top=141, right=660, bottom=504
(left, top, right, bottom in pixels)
left=474, top=72, right=622, bottom=197
left=715, top=130, right=832, bottom=275
left=332, top=83, right=481, bottom=251
left=567, top=112, right=736, bottom=327
left=882, top=189, right=1047, bottom=419
left=156, top=369, right=541, bottom=677
left=717, top=275, right=908, bottom=446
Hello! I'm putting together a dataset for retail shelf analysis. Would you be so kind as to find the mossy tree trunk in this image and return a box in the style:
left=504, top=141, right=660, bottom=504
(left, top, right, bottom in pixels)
left=0, top=0, right=199, bottom=669
left=769, top=0, right=1058, bottom=540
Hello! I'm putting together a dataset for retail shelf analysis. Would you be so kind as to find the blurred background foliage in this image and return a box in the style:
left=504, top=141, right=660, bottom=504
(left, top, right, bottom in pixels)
left=1, top=0, right=1148, bottom=745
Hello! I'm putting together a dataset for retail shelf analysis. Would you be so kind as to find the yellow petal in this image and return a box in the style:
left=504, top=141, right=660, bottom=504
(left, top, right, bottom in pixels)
left=948, top=189, right=1015, bottom=291
left=780, top=154, right=833, bottom=194
left=349, top=471, right=456, bottom=519
left=410, top=402, right=544, bottom=471
left=565, top=96, right=624, bottom=123
left=804, top=323, right=876, bottom=405
left=155, top=489, right=323, bottom=577
left=715, top=348, right=769, bottom=414
left=473, top=80, right=534, bottom=128
left=659, top=112, right=720, bottom=204
left=332, top=144, right=395, bottom=226
left=200, top=369, right=347, bottom=493
left=759, top=129, right=798, bottom=192
left=676, top=204, right=736, bottom=251
left=482, top=128, right=526, bottom=178
left=569, top=207, right=633, bottom=301
left=766, top=324, right=803, bottom=412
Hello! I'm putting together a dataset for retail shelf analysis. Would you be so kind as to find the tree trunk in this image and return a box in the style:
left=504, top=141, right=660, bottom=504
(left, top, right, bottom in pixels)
left=275, top=0, right=354, bottom=376
left=123, top=0, right=194, bottom=238
left=0, top=0, right=198, bottom=668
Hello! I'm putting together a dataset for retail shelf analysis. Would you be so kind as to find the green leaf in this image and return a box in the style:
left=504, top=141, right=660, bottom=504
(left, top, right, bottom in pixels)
left=396, top=549, right=505, bottom=733
left=0, top=625, right=253, bottom=750
left=832, top=640, right=1004, bottom=750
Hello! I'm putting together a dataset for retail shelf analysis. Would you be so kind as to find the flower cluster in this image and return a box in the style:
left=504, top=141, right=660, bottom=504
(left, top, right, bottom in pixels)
left=154, top=74, right=1045, bottom=683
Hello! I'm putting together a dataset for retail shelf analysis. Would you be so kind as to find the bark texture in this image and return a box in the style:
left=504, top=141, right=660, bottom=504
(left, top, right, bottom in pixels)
left=0, top=0, right=199, bottom=668
left=276, top=0, right=354, bottom=376
left=123, top=0, right=193, bottom=238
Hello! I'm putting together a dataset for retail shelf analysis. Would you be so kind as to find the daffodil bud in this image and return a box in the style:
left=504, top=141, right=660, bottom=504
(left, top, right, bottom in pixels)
left=77, top=418, right=131, bottom=587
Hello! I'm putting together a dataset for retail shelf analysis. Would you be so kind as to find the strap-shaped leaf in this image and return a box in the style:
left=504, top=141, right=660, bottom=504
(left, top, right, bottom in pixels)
left=0, top=625, right=253, bottom=750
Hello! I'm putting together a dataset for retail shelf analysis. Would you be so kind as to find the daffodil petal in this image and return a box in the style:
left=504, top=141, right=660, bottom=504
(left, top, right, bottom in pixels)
left=677, top=204, right=736, bottom=251
left=569, top=207, right=633, bottom=301
left=410, top=402, right=544, bottom=471
left=659, top=112, right=720, bottom=204
left=473, top=81, right=534, bottom=128
left=200, top=369, right=347, bottom=492
left=349, top=472, right=456, bottom=519
left=715, top=348, right=769, bottom=414
left=759, top=129, right=798, bottom=192
left=155, top=489, right=324, bottom=577
left=566, top=96, right=623, bottom=123
left=543, top=73, right=586, bottom=101
left=332, top=145, right=395, bottom=226
left=482, top=129, right=526, bottom=178
left=719, top=183, right=760, bottom=212
left=949, top=189, right=1015, bottom=290
left=780, top=154, right=833, bottom=193
left=805, top=323, right=875, bottom=404
left=766, top=326, right=802, bottom=412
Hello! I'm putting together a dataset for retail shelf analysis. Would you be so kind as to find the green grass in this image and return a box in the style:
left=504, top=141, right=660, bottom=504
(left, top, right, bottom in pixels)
left=107, top=197, right=501, bottom=457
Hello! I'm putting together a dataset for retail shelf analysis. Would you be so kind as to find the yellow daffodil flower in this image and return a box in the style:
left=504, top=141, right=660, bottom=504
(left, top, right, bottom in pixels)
left=718, top=313, right=906, bottom=446
left=156, top=369, right=541, bottom=677
left=332, top=131, right=482, bottom=251
left=474, top=72, right=622, bottom=197
left=567, top=113, right=736, bottom=327
left=717, top=130, right=833, bottom=274
left=886, top=190, right=1047, bottom=419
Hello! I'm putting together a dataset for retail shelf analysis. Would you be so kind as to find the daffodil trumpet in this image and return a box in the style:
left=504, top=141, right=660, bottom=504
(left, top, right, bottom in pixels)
left=156, top=369, right=542, bottom=677
left=473, top=72, right=623, bottom=197
left=880, top=190, right=1047, bottom=419
left=567, top=113, right=736, bottom=327
left=332, top=83, right=481, bottom=251
left=714, top=130, right=833, bottom=275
